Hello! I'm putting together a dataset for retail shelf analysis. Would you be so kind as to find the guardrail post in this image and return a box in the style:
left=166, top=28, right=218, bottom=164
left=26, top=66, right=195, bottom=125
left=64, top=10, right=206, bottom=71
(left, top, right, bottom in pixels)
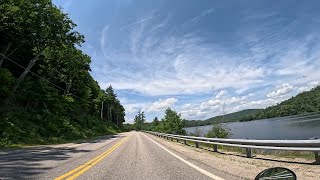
left=171, top=137, right=173, bottom=141
left=315, top=151, right=320, bottom=165
left=213, top=144, right=218, bottom=152
left=184, top=140, right=187, bottom=145
left=195, top=142, right=199, bottom=148
left=246, top=148, right=253, bottom=158
left=177, top=139, right=179, bottom=142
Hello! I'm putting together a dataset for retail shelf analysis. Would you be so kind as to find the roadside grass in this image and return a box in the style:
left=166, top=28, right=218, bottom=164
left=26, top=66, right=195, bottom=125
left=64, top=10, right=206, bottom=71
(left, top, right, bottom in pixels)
left=0, top=128, right=120, bottom=150
left=0, top=110, right=124, bottom=150
left=163, top=137, right=315, bottom=160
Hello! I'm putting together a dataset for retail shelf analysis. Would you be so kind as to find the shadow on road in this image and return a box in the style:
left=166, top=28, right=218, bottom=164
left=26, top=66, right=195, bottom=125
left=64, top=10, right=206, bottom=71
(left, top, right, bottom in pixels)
left=0, top=134, right=124, bottom=179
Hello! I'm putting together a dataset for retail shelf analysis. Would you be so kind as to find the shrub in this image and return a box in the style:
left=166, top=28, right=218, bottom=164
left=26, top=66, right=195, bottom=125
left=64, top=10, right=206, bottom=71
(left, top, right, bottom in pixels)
left=205, top=124, right=231, bottom=138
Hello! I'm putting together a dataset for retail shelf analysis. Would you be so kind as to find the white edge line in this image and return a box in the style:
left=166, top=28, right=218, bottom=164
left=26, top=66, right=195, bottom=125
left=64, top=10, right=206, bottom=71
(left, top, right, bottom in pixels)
left=143, top=133, right=225, bottom=180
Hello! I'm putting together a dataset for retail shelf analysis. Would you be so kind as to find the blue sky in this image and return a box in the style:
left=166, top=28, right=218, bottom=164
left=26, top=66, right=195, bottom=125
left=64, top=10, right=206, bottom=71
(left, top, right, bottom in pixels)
left=53, top=0, right=320, bottom=123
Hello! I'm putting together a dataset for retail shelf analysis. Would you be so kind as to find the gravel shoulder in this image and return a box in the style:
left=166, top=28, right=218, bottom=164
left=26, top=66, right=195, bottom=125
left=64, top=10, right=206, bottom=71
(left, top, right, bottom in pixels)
left=146, top=133, right=319, bottom=180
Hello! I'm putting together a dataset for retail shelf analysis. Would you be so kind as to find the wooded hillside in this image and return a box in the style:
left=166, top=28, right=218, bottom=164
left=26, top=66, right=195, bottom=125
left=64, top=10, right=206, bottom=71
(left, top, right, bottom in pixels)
left=184, top=109, right=262, bottom=127
left=239, top=86, right=320, bottom=121
left=0, top=0, right=125, bottom=146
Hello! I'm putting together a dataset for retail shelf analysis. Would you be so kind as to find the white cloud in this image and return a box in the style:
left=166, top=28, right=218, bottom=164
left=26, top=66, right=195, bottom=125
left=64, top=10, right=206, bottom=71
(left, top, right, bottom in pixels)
left=122, top=102, right=146, bottom=113
left=267, top=83, right=294, bottom=98
left=179, top=89, right=250, bottom=119
left=215, top=90, right=228, bottom=98
left=298, top=81, right=320, bottom=92
left=98, top=30, right=266, bottom=96
left=147, top=98, right=178, bottom=112
left=90, top=12, right=320, bottom=121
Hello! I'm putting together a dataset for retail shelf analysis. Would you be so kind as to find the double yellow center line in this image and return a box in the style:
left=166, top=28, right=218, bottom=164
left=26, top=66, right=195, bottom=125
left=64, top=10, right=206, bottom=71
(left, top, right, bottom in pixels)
left=54, top=136, right=129, bottom=180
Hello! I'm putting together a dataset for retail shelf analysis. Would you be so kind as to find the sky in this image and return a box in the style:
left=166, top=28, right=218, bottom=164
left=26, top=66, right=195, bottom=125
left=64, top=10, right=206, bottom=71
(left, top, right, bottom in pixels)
left=53, top=0, right=320, bottom=123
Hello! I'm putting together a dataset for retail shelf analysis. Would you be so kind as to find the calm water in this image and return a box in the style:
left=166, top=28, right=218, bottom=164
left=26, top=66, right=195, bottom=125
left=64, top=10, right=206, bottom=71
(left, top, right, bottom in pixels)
left=184, top=113, right=320, bottom=140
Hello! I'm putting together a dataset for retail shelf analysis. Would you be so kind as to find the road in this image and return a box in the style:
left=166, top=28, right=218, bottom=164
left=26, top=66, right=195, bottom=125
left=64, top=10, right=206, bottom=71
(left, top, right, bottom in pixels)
left=1, top=132, right=318, bottom=180
left=0, top=131, right=240, bottom=180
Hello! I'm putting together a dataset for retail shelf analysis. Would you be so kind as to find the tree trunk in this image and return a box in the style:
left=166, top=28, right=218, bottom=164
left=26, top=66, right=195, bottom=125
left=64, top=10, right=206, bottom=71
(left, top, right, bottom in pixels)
left=65, top=79, right=72, bottom=94
left=0, top=43, right=11, bottom=67
left=12, top=49, right=45, bottom=93
left=100, top=101, right=104, bottom=120
left=109, top=106, right=113, bottom=123
left=25, top=96, right=31, bottom=111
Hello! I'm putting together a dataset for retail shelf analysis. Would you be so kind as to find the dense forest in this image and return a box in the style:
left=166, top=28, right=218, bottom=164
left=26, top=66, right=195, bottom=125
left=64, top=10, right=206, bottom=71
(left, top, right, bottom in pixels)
left=184, top=109, right=262, bottom=127
left=0, top=0, right=125, bottom=146
left=239, top=86, right=320, bottom=121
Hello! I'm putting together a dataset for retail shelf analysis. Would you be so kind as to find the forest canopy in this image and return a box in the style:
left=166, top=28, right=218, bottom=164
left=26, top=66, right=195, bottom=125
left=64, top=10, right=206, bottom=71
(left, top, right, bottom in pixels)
left=0, top=0, right=125, bottom=146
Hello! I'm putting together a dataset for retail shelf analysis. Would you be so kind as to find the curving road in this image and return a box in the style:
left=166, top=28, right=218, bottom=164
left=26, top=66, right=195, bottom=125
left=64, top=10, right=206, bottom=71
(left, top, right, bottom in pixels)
left=0, top=131, right=240, bottom=180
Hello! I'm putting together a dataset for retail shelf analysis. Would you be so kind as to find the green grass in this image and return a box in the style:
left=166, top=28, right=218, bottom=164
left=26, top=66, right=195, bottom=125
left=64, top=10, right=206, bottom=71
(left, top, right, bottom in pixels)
left=0, top=110, right=122, bottom=149
left=0, top=130, right=119, bottom=150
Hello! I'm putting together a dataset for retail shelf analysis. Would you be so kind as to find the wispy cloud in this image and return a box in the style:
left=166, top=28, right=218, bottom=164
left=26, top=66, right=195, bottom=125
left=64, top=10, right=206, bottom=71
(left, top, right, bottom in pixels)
left=120, top=16, right=155, bottom=30
left=100, top=25, right=109, bottom=58
left=57, top=0, right=320, bottom=121
left=190, top=8, right=215, bottom=23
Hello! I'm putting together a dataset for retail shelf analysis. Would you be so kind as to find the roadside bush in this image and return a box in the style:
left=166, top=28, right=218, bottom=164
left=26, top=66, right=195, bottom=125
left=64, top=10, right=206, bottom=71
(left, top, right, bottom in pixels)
left=0, top=109, right=118, bottom=147
left=205, top=124, right=231, bottom=138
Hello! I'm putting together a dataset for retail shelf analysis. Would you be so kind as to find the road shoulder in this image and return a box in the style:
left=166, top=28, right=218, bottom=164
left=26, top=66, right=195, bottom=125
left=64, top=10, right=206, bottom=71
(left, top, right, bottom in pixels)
left=144, top=133, right=319, bottom=180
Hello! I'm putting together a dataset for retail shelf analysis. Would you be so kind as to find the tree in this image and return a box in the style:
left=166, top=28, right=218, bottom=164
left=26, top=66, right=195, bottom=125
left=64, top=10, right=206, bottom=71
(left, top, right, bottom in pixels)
left=0, top=1, right=126, bottom=146
left=133, top=110, right=145, bottom=130
left=0, top=0, right=84, bottom=95
left=153, top=117, right=159, bottom=126
left=161, top=108, right=186, bottom=135
left=205, top=124, right=231, bottom=138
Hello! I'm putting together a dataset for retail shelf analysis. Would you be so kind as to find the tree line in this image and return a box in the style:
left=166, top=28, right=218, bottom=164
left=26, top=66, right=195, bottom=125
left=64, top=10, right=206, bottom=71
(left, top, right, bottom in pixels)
left=184, top=109, right=262, bottom=127
left=239, top=86, right=320, bottom=122
left=127, top=108, right=231, bottom=138
left=129, top=108, right=186, bottom=135
left=0, top=0, right=125, bottom=146
left=184, top=86, right=320, bottom=127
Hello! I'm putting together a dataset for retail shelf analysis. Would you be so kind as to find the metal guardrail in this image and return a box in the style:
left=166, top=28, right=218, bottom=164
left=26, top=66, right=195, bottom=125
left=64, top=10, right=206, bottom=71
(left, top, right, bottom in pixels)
left=145, top=131, right=320, bottom=164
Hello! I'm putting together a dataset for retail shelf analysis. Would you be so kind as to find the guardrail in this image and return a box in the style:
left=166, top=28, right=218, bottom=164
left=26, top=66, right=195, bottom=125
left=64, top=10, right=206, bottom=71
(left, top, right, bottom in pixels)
left=145, top=131, right=320, bottom=164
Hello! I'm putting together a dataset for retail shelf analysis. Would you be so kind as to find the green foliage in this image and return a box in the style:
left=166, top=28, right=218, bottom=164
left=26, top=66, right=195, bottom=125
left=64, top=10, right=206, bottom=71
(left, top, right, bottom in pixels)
left=0, top=0, right=125, bottom=146
left=0, top=110, right=119, bottom=146
left=0, top=68, right=14, bottom=100
left=152, top=117, right=159, bottom=129
left=184, top=109, right=262, bottom=127
left=160, top=108, right=186, bottom=134
left=239, top=86, right=320, bottom=122
left=130, top=108, right=186, bottom=135
left=205, top=124, right=231, bottom=138
left=133, top=110, right=146, bottom=130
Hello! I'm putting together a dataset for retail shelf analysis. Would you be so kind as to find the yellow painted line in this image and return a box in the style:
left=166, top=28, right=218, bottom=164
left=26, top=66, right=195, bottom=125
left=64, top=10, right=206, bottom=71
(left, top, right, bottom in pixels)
left=54, top=136, right=129, bottom=180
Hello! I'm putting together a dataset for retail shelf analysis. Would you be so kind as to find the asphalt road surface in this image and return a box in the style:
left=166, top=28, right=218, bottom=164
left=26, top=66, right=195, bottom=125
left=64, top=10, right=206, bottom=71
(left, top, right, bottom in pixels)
left=0, top=132, right=240, bottom=180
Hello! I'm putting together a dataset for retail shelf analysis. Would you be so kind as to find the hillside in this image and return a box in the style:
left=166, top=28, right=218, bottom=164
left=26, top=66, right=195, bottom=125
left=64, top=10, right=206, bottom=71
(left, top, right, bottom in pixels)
left=239, top=86, right=320, bottom=121
left=184, top=109, right=262, bottom=127
left=0, top=0, right=125, bottom=147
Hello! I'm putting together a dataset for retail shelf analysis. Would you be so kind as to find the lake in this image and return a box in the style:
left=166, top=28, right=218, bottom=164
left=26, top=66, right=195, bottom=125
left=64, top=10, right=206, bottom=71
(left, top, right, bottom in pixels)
left=184, top=112, right=320, bottom=140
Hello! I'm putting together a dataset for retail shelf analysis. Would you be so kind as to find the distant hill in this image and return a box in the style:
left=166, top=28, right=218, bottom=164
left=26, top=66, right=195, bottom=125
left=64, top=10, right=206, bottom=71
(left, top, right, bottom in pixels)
left=184, top=109, right=262, bottom=127
left=185, top=86, right=320, bottom=127
left=239, top=86, right=320, bottom=122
